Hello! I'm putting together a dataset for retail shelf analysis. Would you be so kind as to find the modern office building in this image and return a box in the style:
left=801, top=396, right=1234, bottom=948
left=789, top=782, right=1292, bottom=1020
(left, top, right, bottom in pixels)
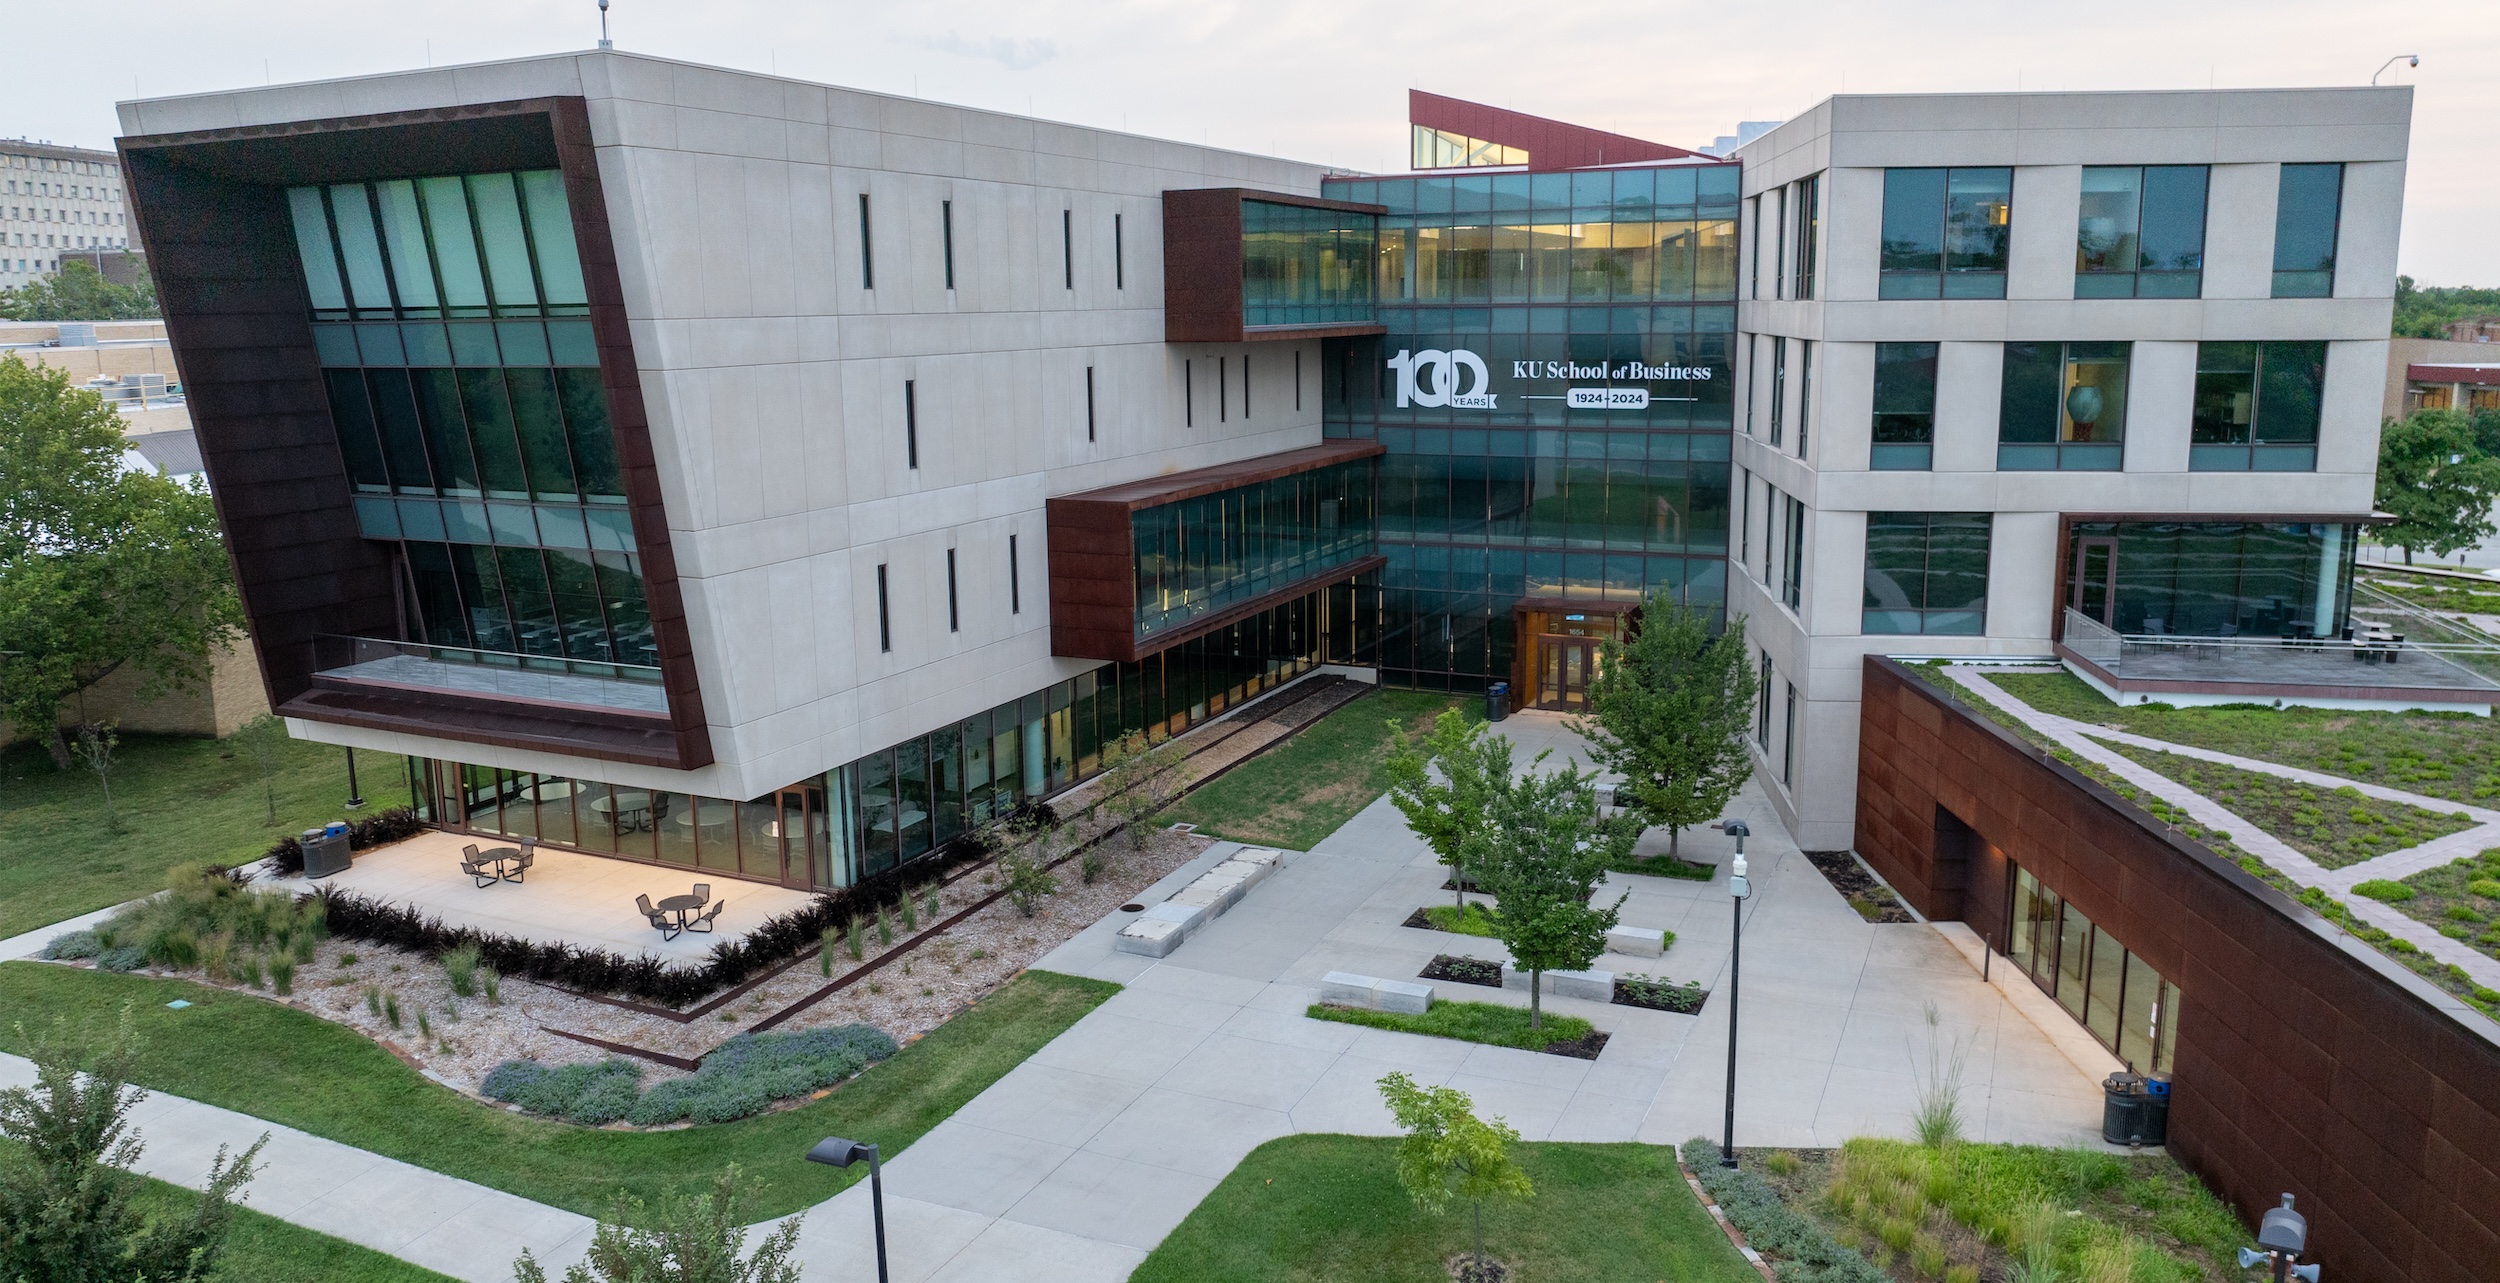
left=1, top=138, right=135, bottom=285
left=118, top=51, right=2418, bottom=876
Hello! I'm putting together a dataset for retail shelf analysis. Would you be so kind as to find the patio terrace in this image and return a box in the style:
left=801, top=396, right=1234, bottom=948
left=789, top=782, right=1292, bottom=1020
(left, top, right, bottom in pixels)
left=268, top=829, right=819, bottom=963
left=2058, top=608, right=2500, bottom=711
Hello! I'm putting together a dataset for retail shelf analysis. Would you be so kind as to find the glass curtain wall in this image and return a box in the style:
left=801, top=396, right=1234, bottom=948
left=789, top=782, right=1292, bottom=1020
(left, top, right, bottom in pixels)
left=1320, top=164, right=1738, bottom=690
left=2065, top=520, right=2357, bottom=638
left=1999, top=342, right=2129, bottom=471
left=1133, top=457, right=1378, bottom=640
left=2009, top=864, right=2181, bottom=1073
left=1241, top=200, right=1378, bottom=328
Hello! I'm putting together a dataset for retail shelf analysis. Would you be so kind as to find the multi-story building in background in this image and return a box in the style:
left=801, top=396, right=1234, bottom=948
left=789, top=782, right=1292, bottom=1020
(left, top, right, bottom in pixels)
left=1, top=139, right=135, bottom=287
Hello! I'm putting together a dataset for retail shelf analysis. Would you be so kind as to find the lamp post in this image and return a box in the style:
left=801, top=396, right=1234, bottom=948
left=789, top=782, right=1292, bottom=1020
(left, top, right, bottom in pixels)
left=806, top=1137, right=888, bottom=1283
left=1716, top=818, right=1750, bottom=1168
left=2238, top=1193, right=2322, bottom=1283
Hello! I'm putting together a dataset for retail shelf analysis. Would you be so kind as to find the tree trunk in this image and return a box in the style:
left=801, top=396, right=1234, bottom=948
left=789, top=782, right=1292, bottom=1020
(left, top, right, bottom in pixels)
left=43, top=724, right=73, bottom=771
left=1453, top=856, right=1466, bottom=910
left=1669, top=824, right=1680, bottom=856
left=1528, top=970, right=1542, bottom=1030
left=2405, top=545, right=2415, bottom=565
left=1473, top=1198, right=1486, bottom=1278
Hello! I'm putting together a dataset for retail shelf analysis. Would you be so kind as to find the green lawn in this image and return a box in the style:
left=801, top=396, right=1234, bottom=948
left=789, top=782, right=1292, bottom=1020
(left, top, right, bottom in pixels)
left=1419, top=901, right=1501, bottom=937
left=0, top=730, right=404, bottom=938
left=1130, top=1134, right=1761, bottom=1283
left=2397, top=849, right=2500, bottom=963
left=0, top=963, right=1116, bottom=1222
left=1163, top=688, right=1466, bottom=851
left=1987, top=670, right=2500, bottom=803
left=1306, top=998, right=1595, bottom=1053
left=130, top=1177, right=457, bottom=1283
left=2104, top=742, right=2476, bottom=869
left=1609, top=851, right=1719, bottom=881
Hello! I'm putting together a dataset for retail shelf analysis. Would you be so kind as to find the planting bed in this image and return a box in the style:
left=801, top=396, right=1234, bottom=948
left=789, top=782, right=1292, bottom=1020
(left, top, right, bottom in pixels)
left=1307, top=998, right=1608, bottom=1058
left=1419, top=953, right=1503, bottom=987
left=1806, top=852, right=1918, bottom=923
left=2394, top=848, right=2500, bottom=962
left=1401, top=903, right=1500, bottom=937
left=1607, top=852, right=1718, bottom=881
left=2104, top=742, right=2475, bottom=868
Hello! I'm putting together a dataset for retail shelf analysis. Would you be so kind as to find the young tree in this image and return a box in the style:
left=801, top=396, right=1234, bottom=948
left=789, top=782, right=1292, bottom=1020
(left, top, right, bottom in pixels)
left=513, top=1165, right=800, bottom=1283
left=230, top=714, right=289, bottom=825
left=71, top=721, right=122, bottom=833
left=1385, top=707, right=1517, bottom=909
left=1470, top=762, right=1637, bottom=1030
left=1096, top=731, right=1191, bottom=849
left=1575, top=593, right=1758, bottom=856
left=0, top=354, right=242, bottom=768
left=2375, top=409, right=2500, bottom=563
left=1376, top=1072, right=1534, bottom=1282
left=0, top=1010, right=266, bottom=1283
left=0, top=259, right=159, bottom=322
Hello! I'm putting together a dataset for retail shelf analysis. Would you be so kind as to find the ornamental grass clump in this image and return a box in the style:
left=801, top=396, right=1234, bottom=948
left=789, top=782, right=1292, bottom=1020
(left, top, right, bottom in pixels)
left=96, top=866, right=329, bottom=998
left=442, top=943, right=483, bottom=997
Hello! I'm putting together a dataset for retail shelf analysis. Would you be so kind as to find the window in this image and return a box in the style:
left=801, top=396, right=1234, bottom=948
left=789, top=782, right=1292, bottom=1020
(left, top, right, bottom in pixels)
left=1243, top=353, right=1251, bottom=419
left=1782, top=497, right=1804, bottom=611
left=1797, top=340, right=1814, bottom=458
left=1737, top=467, right=1751, bottom=566
left=1114, top=213, right=1124, bottom=289
left=1879, top=167, right=2012, bottom=299
left=1219, top=358, right=1227, bottom=422
left=1184, top=360, right=1193, bottom=427
left=2075, top=166, right=2207, bottom=298
left=1863, top=512, right=1991, bottom=635
left=1756, top=650, right=1773, bottom=745
left=1008, top=534, right=1021, bottom=614
left=2007, top=863, right=2181, bottom=1074
left=876, top=563, right=892, bottom=652
left=2191, top=341, right=2325, bottom=471
left=1062, top=209, right=1074, bottom=289
left=942, top=199, right=955, bottom=289
left=1294, top=349, right=1303, bottom=412
left=1759, top=480, right=1777, bottom=585
left=2272, top=163, right=2344, bottom=298
left=1772, top=188, right=1787, bottom=299
left=1085, top=365, right=1097, bottom=442
left=1999, top=342, right=2129, bottom=470
left=1748, top=196, right=1765, bottom=299
left=903, top=379, right=919, bottom=469
left=946, top=548, right=959, bottom=632
left=1768, top=337, right=1787, bottom=447
left=1792, top=175, right=1819, bottom=299
left=858, top=195, right=874, bottom=289
left=1872, top=342, right=1938, bottom=470
left=1412, top=125, right=1527, bottom=169
left=1782, top=682, right=1797, bottom=786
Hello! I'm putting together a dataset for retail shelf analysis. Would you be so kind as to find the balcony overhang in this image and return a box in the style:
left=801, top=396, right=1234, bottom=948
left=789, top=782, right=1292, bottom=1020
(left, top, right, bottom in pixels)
left=1164, top=188, right=1387, bottom=345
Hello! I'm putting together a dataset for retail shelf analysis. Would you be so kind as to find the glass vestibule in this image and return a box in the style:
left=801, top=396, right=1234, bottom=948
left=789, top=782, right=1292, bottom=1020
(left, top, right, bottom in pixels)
left=2009, top=864, right=2180, bottom=1074
left=2064, top=519, right=2358, bottom=639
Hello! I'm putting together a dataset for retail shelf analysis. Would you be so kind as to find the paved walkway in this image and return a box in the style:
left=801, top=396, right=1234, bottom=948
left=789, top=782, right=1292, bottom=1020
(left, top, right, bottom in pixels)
left=1944, top=666, right=2500, bottom=991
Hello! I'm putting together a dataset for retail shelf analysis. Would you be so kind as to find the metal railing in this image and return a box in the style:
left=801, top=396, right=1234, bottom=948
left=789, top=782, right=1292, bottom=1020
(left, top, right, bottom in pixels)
left=2061, top=607, right=2500, bottom=692
left=316, top=635, right=663, bottom=684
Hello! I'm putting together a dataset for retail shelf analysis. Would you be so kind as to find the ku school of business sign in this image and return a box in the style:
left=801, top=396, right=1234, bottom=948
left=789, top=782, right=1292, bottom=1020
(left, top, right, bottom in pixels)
left=1388, top=348, right=1714, bottom=411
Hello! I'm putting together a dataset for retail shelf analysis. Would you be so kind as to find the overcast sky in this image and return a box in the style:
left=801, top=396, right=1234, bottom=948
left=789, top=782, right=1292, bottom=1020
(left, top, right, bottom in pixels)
left=10, top=1, right=2493, bottom=283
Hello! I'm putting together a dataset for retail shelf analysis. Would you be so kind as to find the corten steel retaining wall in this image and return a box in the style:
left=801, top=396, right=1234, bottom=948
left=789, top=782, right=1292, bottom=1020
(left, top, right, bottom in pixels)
left=1855, top=657, right=2500, bottom=1283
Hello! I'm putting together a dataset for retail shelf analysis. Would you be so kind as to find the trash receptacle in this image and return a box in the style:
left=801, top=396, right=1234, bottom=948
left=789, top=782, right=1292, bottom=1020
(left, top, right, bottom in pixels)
left=2138, top=1072, right=2172, bottom=1145
left=299, top=827, right=352, bottom=878
left=1485, top=682, right=1509, bottom=722
left=2101, top=1070, right=2161, bottom=1146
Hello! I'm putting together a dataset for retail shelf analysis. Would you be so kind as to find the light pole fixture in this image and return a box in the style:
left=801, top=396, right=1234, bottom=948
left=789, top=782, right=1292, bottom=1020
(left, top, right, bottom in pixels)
left=343, top=747, right=365, bottom=810
left=1715, top=818, right=1751, bottom=1169
left=2370, top=54, right=2418, bottom=85
left=806, top=1137, right=889, bottom=1283
left=2238, top=1193, right=2321, bottom=1283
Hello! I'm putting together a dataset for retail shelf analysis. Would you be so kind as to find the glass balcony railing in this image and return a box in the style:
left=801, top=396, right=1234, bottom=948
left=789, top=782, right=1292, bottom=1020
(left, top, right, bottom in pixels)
left=2060, top=608, right=2500, bottom=695
left=313, top=635, right=668, bottom=716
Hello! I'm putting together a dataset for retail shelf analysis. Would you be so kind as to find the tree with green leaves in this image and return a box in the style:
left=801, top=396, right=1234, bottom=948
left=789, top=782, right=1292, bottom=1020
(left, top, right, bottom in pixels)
left=2375, top=409, right=2500, bottom=564
left=514, top=1165, right=800, bottom=1283
left=230, top=714, right=289, bottom=825
left=1377, top=1072, right=1533, bottom=1282
left=0, top=1009, right=266, bottom=1283
left=1385, top=706, right=1516, bottom=909
left=0, top=259, right=158, bottom=322
left=1574, top=593, right=1758, bottom=856
left=0, top=353, right=241, bottom=767
left=1469, top=761, right=1637, bottom=1030
left=1096, top=730, right=1192, bottom=849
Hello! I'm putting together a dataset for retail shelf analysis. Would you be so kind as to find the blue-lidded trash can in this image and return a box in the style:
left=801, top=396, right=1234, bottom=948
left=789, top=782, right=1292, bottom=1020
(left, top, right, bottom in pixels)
left=1486, top=682, right=1509, bottom=722
left=300, top=826, right=352, bottom=878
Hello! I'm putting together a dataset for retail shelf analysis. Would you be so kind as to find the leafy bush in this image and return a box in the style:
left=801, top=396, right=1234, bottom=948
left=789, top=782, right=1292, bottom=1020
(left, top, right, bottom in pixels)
left=94, top=866, right=329, bottom=993
left=37, top=930, right=102, bottom=960
left=486, top=1026, right=898, bottom=1128
left=1002, top=854, right=1056, bottom=918
left=1680, top=1137, right=1886, bottom=1283
left=2352, top=879, right=2416, bottom=901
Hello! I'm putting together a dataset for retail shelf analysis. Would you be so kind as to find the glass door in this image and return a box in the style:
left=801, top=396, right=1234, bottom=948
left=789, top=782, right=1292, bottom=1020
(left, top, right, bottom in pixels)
left=772, top=785, right=831, bottom=890
left=1535, top=636, right=1598, bottom=710
left=2070, top=536, right=2118, bottom=626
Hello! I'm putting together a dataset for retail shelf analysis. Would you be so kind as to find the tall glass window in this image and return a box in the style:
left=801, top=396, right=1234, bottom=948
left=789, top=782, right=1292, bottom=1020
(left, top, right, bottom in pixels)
left=2007, top=863, right=2181, bottom=1074
left=2075, top=166, right=2208, bottom=299
left=2064, top=520, right=2356, bottom=639
left=2191, top=341, right=2326, bottom=471
left=1241, top=200, right=1379, bottom=328
left=2271, top=163, right=2344, bottom=299
left=1862, top=512, right=1990, bottom=635
left=1413, top=126, right=1527, bottom=169
left=1879, top=168, right=2012, bottom=299
left=1791, top=175, right=1820, bottom=300
left=1999, top=342, right=2129, bottom=471
left=1871, top=342, right=1937, bottom=470
left=1133, top=458, right=1377, bottom=640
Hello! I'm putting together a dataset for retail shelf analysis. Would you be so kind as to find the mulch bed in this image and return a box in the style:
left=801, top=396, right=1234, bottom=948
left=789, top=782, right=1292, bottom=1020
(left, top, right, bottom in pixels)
left=1803, top=851, right=1918, bottom=923
left=1539, top=1030, right=1610, bottom=1059
left=1419, top=953, right=1504, bottom=988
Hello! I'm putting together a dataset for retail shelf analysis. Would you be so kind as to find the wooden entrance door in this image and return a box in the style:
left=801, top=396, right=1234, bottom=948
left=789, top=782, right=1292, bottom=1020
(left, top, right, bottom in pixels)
left=1535, top=636, right=1599, bottom=711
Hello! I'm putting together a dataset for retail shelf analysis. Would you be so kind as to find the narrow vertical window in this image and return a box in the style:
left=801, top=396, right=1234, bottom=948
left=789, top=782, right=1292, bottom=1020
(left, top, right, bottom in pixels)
left=1062, top=209, right=1073, bottom=289
left=1797, top=340, right=1814, bottom=458
left=1756, top=651, right=1773, bottom=744
left=1782, top=682, right=1798, bottom=785
left=1737, top=467, right=1751, bottom=566
left=1008, top=534, right=1021, bottom=614
left=1085, top=366, right=1097, bottom=442
left=942, top=199, right=955, bottom=290
left=2272, top=163, right=2344, bottom=298
left=1783, top=499, right=1804, bottom=610
left=904, top=379, right=919, bottom=469
left=1184, top=360, right=1194, bottom=427
left=1114, top=213, right=1124, bottom=289
left=1295, top=349, right=1304, bottom=412
left=1794, top=175, right=1821, bottom=300
left=1768, top=338, right=1787, bottom=447
left=858, top=194, right=874, bottom=289
left=1243, top=352, right=1251, bottom=419
left=876, top=563, right=892, bottom=652
left=1219, top=357, right=1227, bottom=423
left=1748, top=196, right=1764, bottom=299
left=946, top=548, right=959, bottom=632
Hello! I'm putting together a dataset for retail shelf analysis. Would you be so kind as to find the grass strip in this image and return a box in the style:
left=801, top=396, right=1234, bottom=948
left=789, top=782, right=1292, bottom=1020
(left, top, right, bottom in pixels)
left=2102, top=742, right=2474, bottom=869
left=1607, top=851, right=1718, bottom=881
left=1130, top=1134, right=1762, bottom=1283
left=1419, top=902, right=1500, bottom=937
left=2394, top=849, right=2500, bottom=964
left=1306, top=998, right=1593, bottom=1053
left=154, top=1185, right=457, bottom=1283
left=0, top=732, right=404, bottom=939
left=1162, top=688, right=1465, bottom=851
left=0, top=962, right=1115, bottom=1222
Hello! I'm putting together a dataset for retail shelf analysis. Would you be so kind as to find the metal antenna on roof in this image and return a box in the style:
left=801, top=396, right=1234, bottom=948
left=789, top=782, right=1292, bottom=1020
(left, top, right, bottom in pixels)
left=597, top=0, right=613, bottom=50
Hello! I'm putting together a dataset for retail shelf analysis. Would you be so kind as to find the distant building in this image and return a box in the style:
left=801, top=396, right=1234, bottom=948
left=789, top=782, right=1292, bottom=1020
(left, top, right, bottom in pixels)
left=2386, top=335, right=2500, bottom=420
left=0, top=139, right=135, bottom=289
left=2443, top=315, right=2500, bottom=344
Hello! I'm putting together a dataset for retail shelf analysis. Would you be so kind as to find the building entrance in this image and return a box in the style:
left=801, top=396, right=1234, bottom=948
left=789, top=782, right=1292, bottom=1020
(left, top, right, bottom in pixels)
left=1535, top=636, right=1599, bottom=711
left=1509, top=599, right=1638, bottom=712
left=770, top=785, right=831, bottom=888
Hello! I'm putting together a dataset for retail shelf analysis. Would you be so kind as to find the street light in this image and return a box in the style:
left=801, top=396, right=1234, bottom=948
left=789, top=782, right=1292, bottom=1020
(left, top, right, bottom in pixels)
left=2237, top=1193, right=2322, bottom=1283
left=2369, top=54, right=2418, bottom=85
left=806, top=1137, right=888, bottom=1283
left=1715, top=818, right=1751, bottom=1169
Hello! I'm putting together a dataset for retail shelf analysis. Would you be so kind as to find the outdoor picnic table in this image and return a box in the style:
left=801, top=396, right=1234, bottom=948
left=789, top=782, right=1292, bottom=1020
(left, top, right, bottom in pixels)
left=479, top=846, right=523, bottom=876
left=655, top=892, right=705, bottom=929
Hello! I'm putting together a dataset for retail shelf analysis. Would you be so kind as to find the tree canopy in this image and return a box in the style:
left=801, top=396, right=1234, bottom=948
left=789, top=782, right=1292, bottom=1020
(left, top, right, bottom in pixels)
left=2392, top=276, right=2500, bottom=340
left=1469, top=760, right=1636, bottom=1029
left=1575, top=593, right=1757, bottom=854
left=0, top=259, right=159, bottom=322
left=2374, top=408, right=2500, bottom=562
left=1385, top=707, right=1514, bottom=909
left=0, top=354, right=240, bottom=765
left=1377, top=1071, right=1533, bottom=1278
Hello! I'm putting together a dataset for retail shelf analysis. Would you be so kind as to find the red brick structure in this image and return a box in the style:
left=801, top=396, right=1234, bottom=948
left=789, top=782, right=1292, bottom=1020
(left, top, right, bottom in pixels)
left=1856, top=656, right=2500, bottom=1283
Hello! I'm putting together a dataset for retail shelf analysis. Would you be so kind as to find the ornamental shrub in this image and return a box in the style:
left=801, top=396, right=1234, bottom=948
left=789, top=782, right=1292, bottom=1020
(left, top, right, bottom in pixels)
left=1680, top=1137, right=1886, bottom=1283
left=37, top=930, right=102, bottom=960
left=490, top=1026, right=898, bottom=1127
left=2352, top=879, right=2416, bottom=902
left=2467, top=878, right=2500, bottom=900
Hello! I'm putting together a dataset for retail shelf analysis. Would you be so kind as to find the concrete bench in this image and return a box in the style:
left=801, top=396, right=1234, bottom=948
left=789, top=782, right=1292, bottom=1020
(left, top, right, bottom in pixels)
left=1210, top=857, right=1273, bottom=888
left=1115, top=846, right=1291, bottom=958
left=1141, top=900, right=1209, bottom=935
left=1606, top=926, right=1667, bottom=958
left=1501, top=964, right=1614, bottom=1003
left=1113, top=916, right=1185, bottom=958
left=1319, top=970, right=1434, bottom=1015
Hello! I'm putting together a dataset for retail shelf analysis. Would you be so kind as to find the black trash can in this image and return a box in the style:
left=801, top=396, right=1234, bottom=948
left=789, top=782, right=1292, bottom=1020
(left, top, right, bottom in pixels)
left=299, top=827, right=352, bottom=878
left=2101, top=1071, right=2166, bottom=1146
left=1485, top=682, right=1509, bottom=722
